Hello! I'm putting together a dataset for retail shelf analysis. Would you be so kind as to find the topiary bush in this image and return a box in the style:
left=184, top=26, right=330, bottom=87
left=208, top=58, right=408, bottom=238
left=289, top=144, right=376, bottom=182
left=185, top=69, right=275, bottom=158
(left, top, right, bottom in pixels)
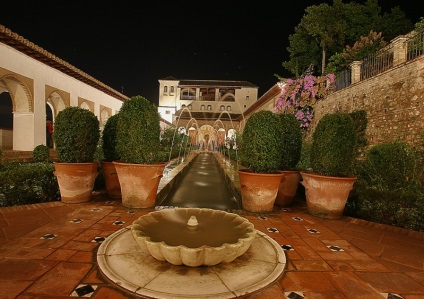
left=101, top=113, right=120, bottom=162
left=33, top=144, right=50, bottom=162
left=116, top=95, right=162, bottom=164
left=310, top=113, right=357, bottom=177
left=346, top=141, right=424, bottom=231
left=0, top=162, right=60, bottom=206
left=238, top=110, right=283, bottom=173
left=278, top=113, right=302, bottom=170
left=53, top=107, right=100, bottom=163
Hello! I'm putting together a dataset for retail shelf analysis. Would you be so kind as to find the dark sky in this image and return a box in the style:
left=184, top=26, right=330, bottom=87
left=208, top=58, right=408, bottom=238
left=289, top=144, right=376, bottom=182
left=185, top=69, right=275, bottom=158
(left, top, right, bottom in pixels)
left=0, top=1, right=421, bottom=105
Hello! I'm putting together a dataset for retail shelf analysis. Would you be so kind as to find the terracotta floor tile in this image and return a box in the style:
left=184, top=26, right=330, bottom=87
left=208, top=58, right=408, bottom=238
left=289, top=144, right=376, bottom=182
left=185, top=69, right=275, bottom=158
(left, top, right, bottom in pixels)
left=72, top=229, right=104, bottom=242
left=68, top=250, right=95, bottom=263
left=349, top=237, right=385, bottom=256
left=83, top=268, right=106, bottom=284
left=303, top=290, right=348, bottom=299
left=324, top=271, right=383, bottom=299
left=91, top=286, right=135, bottom=298
left=338, top=227, right=384, bottom=243
left=247, top=283, right=285, bottom=299
left=291, top=259, right=333, bottom=271
left=381, top=245, right=423, bottom=270
left=345, top=260, right=390, bottom=271
left=326, top=260, right=355, bottom=271
left=295, top=245, right=323, bottom=260
left=61, top=240, right=99, bottom=251
left=26, top=261, right=92, bottom=296
left=280, top=271, right=337, bottom=292
left=356, top=272, right=424, bottom=293
left=316, top=250, right=354, bottom=261
left=405, top=272, right=424, bottom=284
left=5, top=247, right=55, bottom=259
left=0, top=258, right=58, bottom=280
left=0, top=280, right=33, bottom=299
left=46, top=248, right=77, bottom=261
left=379, top=259, right=424, bottom=272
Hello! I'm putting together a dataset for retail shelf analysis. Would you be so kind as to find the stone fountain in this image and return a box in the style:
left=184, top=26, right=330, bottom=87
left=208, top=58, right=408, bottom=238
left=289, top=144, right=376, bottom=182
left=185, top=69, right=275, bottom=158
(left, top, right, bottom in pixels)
left=131, top=208, right=256, bottom=267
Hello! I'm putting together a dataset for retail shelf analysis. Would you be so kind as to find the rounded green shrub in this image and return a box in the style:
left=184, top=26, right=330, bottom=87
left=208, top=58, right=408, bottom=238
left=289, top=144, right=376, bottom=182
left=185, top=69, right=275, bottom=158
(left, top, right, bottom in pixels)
left=357, top=141, right=423, bottom=191
left=33, top=144, right=49, bottom=162
left=101, top=113, right=120, bottom=162
left=239, top=110, right=283, bottom=173
left=116, top=95, right=162, bottom=164
left=310, top=113, right=357, bottom=176
left=53, top=107, right=100, bottom=163
left=278, top=113, right=302, bottom=170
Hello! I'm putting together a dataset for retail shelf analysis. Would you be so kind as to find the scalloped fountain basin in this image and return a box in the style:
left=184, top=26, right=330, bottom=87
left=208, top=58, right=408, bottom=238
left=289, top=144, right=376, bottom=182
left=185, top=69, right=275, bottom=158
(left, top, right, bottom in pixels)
left=131, top=208, right=256, bottom=267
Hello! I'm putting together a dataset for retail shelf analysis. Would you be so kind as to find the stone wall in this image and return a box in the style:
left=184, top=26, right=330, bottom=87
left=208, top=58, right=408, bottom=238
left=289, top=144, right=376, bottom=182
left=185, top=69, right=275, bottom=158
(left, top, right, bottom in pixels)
left=307, top=56, right=424, bottom=150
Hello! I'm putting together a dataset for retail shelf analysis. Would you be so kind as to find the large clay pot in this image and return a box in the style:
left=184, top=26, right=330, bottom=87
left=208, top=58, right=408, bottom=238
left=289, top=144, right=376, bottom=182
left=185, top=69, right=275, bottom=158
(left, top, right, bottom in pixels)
left=237, top=169, right=285, bottom=212
left=100, top=161, right=121, bottom=198
left=300, top=172, right=357, bottom=219
left=54, top=162, right=98, bottom=203
left=113, top=161, right=166, bottom=208
left=275, top=170, right=301, bottom=207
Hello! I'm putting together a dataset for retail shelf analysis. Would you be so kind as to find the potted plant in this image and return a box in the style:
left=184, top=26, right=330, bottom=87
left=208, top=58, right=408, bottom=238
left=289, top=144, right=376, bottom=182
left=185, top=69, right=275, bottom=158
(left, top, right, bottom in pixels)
left=237, top=110, right=285, bottom=212
left=113, top=95, right=167, bottom=208
left=53, top=106, right=100, bottom=203
left=100, top=113, right=121, bottom=198
left=275, top=113, right=302, bottom=207
left=300, top=112, right=357, bottom=219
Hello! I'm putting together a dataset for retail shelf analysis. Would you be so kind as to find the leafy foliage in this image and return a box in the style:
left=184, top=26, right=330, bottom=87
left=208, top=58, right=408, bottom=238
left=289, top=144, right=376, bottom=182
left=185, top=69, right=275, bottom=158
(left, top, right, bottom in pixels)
left=101, top=114, right=120, bottom=162
left=346, top=141, right=424, bottom=231
left=33, top=144, right=50, bottom=162
left=0, top=162, right=59, bottom=206
left=278, top=113, right=302, bottom=170
left=54, top=107, right=100, bottom=163
left=310, top=113, right=357, bottom=176
left=282, top=0, right=413, bottom=76
left=238, top=110, right=283, bottom=173
left=116, top=95, right=162, bottom=164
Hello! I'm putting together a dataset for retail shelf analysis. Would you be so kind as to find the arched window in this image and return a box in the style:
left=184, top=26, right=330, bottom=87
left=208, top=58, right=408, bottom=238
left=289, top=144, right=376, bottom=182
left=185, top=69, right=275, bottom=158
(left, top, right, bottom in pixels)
left=220, top=105, right=225, bottom=111
left=200, top=105, right=205, bottom=110
left=227, top=105, right=231, bottom=111
left=207, top=105, right=212, bottom=111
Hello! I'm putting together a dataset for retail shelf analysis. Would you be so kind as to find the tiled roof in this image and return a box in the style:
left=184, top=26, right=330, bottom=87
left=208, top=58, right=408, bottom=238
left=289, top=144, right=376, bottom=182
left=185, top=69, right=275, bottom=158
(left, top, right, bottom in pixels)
left=160, top=77, right=258, bottom=88
left=0, top=24, right=128, bottom=102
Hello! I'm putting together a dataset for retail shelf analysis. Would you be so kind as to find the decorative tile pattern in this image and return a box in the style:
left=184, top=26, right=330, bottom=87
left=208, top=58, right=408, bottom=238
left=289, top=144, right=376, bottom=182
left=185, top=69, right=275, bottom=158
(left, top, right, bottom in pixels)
left=112, top=221, right=125, bottom=226
left=307, top=228, right=320, bottom=234
left=71, top=284, right=97, bottom=297
left=281, top=208, right=291, bottom=211
left=91, top=237, right=105, bottom=243
left=327, top=245, right=344, bottom=252
left=71, top=218, right=83, bottom=223
left=285, top=291, right=305, bottom=299
left=267, top=228, right=279, bottom=233
left=127, top=210, right=136, bottom=214
left=40, top=233, right=57, bottom=240
left=281, top=244, right=294, bottom=251
left=258, top=216, right=268, bottom=220
left=91, top=208, right=102, bottom=212
left=292, top=217, right=303, bottom=221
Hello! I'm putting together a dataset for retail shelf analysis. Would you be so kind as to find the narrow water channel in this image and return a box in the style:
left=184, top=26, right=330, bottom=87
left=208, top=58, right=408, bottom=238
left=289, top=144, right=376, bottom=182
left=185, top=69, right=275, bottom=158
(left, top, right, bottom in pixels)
left=158, top=152, right=240, bottom=210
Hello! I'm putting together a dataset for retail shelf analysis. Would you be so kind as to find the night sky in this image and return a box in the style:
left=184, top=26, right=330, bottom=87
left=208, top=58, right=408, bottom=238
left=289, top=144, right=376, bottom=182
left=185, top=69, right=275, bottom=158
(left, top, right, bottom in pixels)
left=0, top=1, right=421, bottom=106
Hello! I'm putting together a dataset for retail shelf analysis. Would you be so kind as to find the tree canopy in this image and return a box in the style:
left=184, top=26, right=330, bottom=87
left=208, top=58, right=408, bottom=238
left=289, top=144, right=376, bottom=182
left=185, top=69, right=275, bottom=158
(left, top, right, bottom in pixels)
left=280, top=0, right=413, bottom=77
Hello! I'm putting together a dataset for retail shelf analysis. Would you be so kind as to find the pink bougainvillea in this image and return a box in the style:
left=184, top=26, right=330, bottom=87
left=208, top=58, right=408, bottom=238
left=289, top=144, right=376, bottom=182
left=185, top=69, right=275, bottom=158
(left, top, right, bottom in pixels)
left=276, top=72, right=335, bottom=129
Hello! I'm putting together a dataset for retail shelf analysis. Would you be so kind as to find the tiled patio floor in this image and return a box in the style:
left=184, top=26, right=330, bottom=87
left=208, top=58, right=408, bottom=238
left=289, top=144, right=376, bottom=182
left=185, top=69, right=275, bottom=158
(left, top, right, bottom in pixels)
left=0, top=194, right=423, bottom=299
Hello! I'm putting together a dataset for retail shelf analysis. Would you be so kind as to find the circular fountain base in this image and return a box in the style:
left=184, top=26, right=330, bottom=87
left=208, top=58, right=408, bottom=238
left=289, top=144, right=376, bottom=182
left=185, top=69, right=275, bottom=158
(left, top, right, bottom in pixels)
left=97, top=227, right=286, bottom=299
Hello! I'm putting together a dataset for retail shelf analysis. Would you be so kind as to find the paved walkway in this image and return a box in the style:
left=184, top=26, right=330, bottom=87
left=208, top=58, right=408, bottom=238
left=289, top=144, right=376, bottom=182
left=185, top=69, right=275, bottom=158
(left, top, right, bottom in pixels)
left=0, top=152, right=423, bottom=298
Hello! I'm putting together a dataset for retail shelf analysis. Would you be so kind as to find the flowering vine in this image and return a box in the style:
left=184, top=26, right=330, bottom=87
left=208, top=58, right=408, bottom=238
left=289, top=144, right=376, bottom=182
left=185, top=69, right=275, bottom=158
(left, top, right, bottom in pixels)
left=276, top=72, right=335, bottom=129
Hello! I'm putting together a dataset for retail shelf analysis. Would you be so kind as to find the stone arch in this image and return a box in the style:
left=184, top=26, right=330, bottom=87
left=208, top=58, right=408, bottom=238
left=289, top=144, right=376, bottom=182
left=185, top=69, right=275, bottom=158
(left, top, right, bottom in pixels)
left=46, top=90, right=68, bottom=119
left=198, top=124, right=217, bottom=150
left=0, top=74, right=33, bottom=112
left=100, top=107, right=111, bottom=128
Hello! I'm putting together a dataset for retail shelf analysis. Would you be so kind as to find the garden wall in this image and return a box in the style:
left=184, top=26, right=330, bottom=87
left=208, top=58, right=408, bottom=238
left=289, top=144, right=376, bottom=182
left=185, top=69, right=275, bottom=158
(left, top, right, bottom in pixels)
left=308, top=55, right=424, bottom=149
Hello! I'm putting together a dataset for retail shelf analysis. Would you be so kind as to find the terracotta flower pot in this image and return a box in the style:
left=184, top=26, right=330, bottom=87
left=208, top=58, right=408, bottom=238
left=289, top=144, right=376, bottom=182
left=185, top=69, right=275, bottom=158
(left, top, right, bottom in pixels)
left=113, top=161, right=166, bottom=208
left=238, top=169, right=285, bottom=212
left=275, top=170, right=301, bottom=207
left=100, top=161, right=121, bottom=198
left=300, top=172, right=357, bottom=219
left=54, top=162, right=98, bottom=203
